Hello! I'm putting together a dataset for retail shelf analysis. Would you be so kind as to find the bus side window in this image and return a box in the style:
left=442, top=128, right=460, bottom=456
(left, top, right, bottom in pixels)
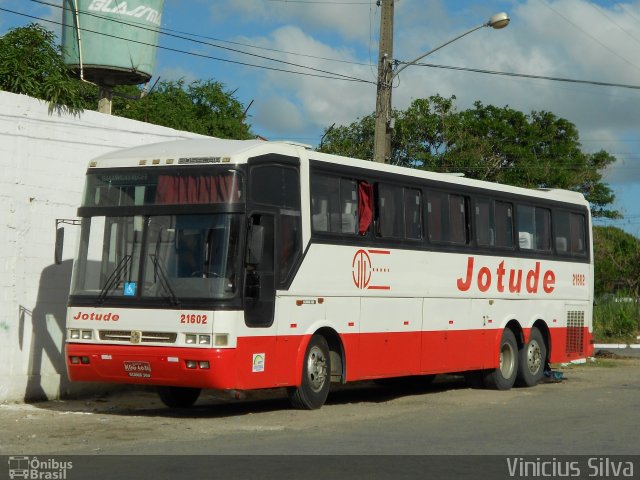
left=340, top=179, right=358, bottom=234
left=376, top=184, right=403, bottom=238
left=475, top=199, right=493, bottom=246
left=427, top=191, right=445, bottom=242
left=555, top=210, right=586, bottom=255
left=310, top=174, right=358, bottom=235
left=554, top=210, right=570, bottom=253
left=312, top=196, right=329, bottom=232
left=495, top=201, right=514, bottom=248
left=517, top=205, right=551, bottom=251
left=449, top=194, right=468, bottom=245
left=517, top=205, right=535, bottom=250
left=535, top=208, right=551, bottom=251
left=404, top=188, right=422, bottom=240
left=570, top=213, right=586, bottom=254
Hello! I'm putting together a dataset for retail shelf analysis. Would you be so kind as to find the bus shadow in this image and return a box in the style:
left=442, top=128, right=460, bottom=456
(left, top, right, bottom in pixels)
left=30, top=375, right=470, bottom=419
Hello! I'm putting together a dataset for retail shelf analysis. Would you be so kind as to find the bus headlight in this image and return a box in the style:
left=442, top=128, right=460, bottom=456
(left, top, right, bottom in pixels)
left=198, top=334, right=211, bottom=345
left=214, top=334, right=229, bottom=347
left=81, top=330, right=93, bottom=340
left=69, top=329, right=80, bottom=340
left=185, top=334, right=197, bottom=345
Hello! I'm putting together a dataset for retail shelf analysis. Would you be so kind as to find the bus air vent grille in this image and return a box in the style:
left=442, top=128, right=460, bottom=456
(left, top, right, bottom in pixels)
left=566, top=311, right=585, bottom=355
left=99, top=330, right=177, bottom=344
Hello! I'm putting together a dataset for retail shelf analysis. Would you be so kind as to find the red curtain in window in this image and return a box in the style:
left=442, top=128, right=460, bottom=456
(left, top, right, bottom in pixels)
left=358, top=181, right=373, bottom=235
left=156, top=174, right=237, bottom=204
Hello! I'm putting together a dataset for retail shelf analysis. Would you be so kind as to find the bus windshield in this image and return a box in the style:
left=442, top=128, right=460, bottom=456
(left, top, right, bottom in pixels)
left=82, top=169, right=243, bottom=207
left=71, top=214, right=242, bottom=302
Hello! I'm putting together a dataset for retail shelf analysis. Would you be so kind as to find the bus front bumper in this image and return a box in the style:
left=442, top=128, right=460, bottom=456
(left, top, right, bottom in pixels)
left=66, top=343, right=239, bottom=390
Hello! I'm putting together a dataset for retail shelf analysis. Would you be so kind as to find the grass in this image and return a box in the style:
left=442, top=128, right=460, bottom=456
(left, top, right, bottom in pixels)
left=593, top=297, right=639, bottom=343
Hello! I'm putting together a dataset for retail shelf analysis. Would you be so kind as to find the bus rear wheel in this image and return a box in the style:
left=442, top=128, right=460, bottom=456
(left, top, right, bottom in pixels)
left=288, top=334, right=331, bottom=410
left=483, top=329, right=518, bottom=390
left=516, top=327, right=547, bottom=387
left=157, top=386, right=201, bottom=408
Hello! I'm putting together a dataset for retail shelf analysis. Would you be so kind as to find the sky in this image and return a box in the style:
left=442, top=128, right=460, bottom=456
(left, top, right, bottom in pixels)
left=1, top=0, right=640, bottom=235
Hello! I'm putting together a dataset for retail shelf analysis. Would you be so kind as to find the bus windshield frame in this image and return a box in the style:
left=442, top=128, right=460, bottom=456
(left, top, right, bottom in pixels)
left=69, top=166, right=246, bottom=308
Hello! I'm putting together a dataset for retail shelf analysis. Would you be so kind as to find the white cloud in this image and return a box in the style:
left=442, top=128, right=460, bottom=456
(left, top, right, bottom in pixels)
left=212, top=0, right=377, bottom=46
left=162, top=0, right=640, bottom=185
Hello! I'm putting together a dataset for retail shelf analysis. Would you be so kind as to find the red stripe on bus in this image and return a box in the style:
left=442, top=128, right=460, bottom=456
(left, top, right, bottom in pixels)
left=67, top=327, right=592, bottom=390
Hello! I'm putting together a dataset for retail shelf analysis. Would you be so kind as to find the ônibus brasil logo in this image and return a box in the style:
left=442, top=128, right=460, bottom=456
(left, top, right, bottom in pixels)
left=8, top=456, right=73, bottom=479
left=351, top=249, right=391, bottom=291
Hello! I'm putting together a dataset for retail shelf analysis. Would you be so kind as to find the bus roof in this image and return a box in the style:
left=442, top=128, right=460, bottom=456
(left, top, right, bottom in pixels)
left=88, top=137, right=589, bottom=207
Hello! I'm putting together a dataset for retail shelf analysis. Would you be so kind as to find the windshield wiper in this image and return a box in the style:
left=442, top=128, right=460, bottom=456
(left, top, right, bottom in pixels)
left=98, top=255, right=132, bottom=304
left=150, top=254, right=181, bottom=307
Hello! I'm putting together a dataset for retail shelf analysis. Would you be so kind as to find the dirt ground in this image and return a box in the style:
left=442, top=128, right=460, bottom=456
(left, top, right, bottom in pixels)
left=1, top=355, right=639, bottom=455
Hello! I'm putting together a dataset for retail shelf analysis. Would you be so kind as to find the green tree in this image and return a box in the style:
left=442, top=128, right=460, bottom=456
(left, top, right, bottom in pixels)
left=593, top=226, right=640, bottom=297
left=109, top=79, right=253, bottom=139
left=0, top=23, right=89, bottom=114
left=320, top=95, right=619, bottom=218
left=0, top=25, right=253, bottom=139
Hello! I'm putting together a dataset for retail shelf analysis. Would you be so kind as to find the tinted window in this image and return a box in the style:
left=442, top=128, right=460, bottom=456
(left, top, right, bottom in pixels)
left=427, top=191, right=469, bottom=245
left=251, top=166, right=299, bottom=209
left=376, top=184, right=403, bottom=238
left=517, top=205, right=551, bottom=251
left=311, top=175, right=358, bottom=234
left=554, top=210, right=587, bottom=255
left=475, top=199, right=513, bottom=248
left=404, top=188, right=422, bottom=240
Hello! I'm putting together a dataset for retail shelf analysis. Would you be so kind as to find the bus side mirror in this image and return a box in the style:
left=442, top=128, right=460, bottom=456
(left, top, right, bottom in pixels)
left=246, top=224, right=264, bottom=266
left=54, top=219, right=80, bottom=265
left=54, top=227, right=65, bottom=265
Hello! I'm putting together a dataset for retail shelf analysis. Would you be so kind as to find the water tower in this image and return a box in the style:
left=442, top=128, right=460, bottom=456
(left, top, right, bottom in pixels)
left=62, top=0, right=165, bottom=113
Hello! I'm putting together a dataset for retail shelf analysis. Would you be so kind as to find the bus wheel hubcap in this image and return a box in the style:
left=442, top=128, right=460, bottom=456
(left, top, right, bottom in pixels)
left=527, top=340, right=542, bottom=375
left=306, top=346, right=327, bottom=392
left=500, top=342, right=515, bottom=378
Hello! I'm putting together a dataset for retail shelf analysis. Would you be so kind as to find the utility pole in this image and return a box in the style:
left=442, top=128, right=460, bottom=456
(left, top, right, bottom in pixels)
left=373, top=0, right=394, bottom=163
left=98, top=86, right=113, bottom=115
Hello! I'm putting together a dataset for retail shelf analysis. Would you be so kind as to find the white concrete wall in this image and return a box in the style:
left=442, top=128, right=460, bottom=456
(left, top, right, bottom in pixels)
left=0, top=91, right=206, bottom=402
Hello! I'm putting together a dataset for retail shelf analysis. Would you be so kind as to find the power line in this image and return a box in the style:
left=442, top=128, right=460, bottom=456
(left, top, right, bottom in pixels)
left=0, top=6, right=374, bottom=84
left=26, top=0, right=373, bottom=84
left=408, top=62, right=640, bottom=91
left=9, top=2, right=640, bottom=95
left=267, top=0, right=373, bottom=4
left=24, top=0, right=640, bottom=93
left=539, top=0, right=640, bottom=73
left=587, top=2, right=640, bottom=46
left=619, top=3, right=640, bottom=26
left=28, top=0, right=374, bottom=69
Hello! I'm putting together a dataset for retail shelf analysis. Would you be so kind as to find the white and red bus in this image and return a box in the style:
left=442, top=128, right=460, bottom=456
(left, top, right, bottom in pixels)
left=63, top=138, right=593, bottom=409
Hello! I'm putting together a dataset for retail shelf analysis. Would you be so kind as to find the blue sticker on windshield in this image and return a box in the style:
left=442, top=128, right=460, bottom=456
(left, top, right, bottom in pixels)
left=123, top=282, right=137, bottom=296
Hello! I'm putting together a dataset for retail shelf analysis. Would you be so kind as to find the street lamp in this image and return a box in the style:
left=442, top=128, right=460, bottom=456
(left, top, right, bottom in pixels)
left=373, top=11, right=510, bottom=163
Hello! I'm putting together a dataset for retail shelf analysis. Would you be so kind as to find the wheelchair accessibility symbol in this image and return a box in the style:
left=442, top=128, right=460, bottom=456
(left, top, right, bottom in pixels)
left=123, top=282, right=137, bottom=296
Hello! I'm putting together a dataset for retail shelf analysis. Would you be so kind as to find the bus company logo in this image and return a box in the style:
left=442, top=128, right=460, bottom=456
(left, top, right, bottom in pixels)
left=352, top=249, right=391, bottom=291
left=252, top=353, right=265, bottom=373
left=72, top=311, right=120, bottom=322
left=456, top=256, right=556, bottom=294
left=8, top=456, right=73, bottom=479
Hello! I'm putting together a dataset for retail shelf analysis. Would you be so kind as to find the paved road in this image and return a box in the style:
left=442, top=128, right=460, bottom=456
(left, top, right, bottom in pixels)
left=1, top=357, right=639, bottom=479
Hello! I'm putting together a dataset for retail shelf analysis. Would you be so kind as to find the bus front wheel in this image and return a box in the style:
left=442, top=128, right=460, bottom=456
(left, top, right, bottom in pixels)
left=484, top=329, right=518, bottom=390
left=157, top=386, right=201, bottom=408
left=288, top=334, right=331, bottom=410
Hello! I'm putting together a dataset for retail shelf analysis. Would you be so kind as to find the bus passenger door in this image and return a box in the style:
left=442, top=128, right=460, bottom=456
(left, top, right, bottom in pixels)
left=244, top=213, right=276, bottom=328
left=243, top=157, right=303, bottom=388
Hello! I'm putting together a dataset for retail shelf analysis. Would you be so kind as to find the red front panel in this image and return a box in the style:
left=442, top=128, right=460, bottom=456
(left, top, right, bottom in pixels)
left=67, top=336, right=286, bottom=390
